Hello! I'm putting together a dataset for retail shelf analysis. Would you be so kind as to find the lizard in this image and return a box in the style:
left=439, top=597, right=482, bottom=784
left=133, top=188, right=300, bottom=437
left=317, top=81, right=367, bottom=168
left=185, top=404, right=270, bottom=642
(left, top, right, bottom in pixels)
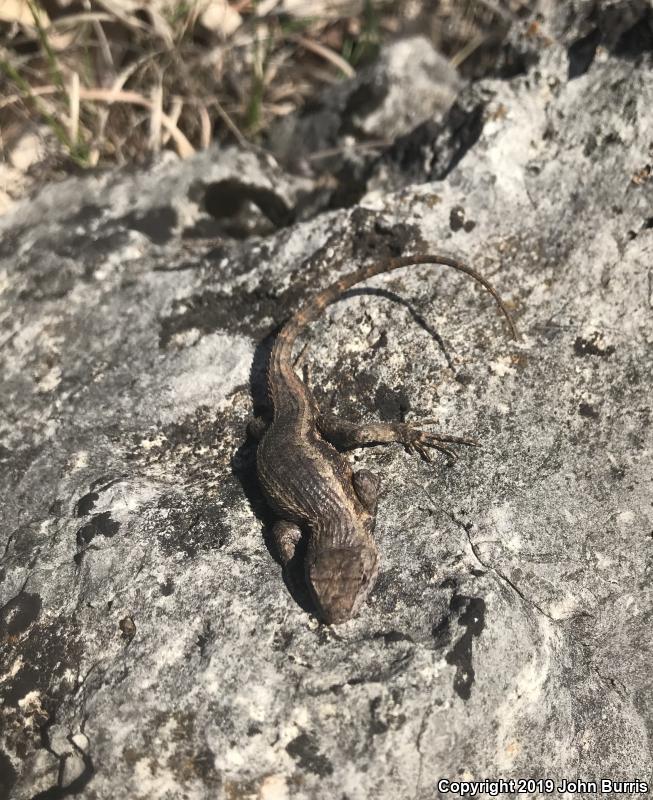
left=251, top=252, right=516, bottom=624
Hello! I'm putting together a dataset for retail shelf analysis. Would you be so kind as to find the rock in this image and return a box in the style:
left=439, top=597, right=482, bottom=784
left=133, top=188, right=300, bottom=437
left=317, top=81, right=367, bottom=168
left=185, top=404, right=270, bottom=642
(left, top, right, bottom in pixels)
left=542, top=0, right=652, bottom=48
left=7, top=129, right=49, bottom=172
left=1, top=2, right=652, bottom=798
left=0, top=0, right=49, bottom=24
left=199, top=0, right=242, bottom=38
left=266, top=36, right=461, bottom=179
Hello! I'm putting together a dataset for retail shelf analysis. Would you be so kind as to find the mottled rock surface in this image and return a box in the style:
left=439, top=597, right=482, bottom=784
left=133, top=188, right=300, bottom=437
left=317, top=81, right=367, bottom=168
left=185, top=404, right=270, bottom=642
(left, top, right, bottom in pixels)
left=267, top=36, right=461, bottom=172
left=1, top=4, right=652, bottom=799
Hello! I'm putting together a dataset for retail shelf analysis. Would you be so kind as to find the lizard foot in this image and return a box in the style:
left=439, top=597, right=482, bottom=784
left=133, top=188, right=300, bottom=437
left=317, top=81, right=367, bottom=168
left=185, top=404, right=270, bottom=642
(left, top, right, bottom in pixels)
left=401, top=424, right=479, bottom=463
left=247, top=416, right=268, bottom=441
left=272, top=520, right=303, bottom=565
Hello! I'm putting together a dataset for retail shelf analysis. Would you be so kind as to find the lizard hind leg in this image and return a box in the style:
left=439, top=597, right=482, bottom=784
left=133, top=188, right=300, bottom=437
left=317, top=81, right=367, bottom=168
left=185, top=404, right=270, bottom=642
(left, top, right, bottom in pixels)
left=272, top=520, right=303, bottom=565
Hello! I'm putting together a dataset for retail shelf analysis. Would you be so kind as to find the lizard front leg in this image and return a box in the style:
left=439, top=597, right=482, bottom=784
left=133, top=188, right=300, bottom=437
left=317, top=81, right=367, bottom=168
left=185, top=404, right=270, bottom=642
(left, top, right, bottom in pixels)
left=317, top=414, right=478, bottom=463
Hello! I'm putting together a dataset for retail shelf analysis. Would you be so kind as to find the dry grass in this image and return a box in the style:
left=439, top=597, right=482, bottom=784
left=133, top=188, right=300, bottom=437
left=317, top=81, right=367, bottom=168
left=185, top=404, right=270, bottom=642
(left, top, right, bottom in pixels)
left=0, top=0, right=401, bottom=170
left=0, top=0, right=526, bottom=188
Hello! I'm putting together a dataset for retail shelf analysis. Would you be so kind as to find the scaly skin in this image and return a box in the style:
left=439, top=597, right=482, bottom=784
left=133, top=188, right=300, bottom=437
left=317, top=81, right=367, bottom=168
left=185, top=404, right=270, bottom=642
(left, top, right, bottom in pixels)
left=255, top=254, right=515, bottom=624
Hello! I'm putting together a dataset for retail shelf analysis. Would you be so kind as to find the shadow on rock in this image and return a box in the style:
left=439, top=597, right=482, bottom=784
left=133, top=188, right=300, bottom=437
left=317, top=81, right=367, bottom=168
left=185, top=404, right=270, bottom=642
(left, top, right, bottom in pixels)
left=230, top=328, right=317, bottom=618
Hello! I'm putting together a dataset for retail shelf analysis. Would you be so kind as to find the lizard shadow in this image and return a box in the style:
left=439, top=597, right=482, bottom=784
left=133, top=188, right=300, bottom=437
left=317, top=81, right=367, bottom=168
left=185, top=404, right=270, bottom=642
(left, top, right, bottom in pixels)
left=230, top=288, right=452, bottom=617
left=230, top=329, right=317, bottom=615
left=340, top=286, right=454, bottom=371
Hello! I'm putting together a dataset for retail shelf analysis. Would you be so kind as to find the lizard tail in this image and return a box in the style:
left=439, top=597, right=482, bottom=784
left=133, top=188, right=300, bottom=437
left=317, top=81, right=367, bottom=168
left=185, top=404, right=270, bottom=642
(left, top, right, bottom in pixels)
left=278, top=253, right=517, bottom=362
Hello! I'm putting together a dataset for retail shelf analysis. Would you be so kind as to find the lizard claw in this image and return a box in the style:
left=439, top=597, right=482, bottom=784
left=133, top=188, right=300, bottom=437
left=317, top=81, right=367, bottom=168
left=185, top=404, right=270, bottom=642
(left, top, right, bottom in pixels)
left=402, top=426, right=479, bottom=463
left=405, top=440, right=434, bottom=462
left=427, top=433, right=480, bottom=448
left=416, top=417, right=440, bottom=426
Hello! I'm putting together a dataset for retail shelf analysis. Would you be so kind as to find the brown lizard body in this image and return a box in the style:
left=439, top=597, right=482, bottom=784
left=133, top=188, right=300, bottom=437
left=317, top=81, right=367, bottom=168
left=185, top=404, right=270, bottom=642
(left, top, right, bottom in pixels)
left=253, top=253, right=515, bottom=624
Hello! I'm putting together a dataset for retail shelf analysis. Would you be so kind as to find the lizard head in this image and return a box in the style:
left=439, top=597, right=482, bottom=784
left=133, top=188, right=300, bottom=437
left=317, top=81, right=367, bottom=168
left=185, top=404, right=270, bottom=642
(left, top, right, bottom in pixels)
left=306, top=542, right=379, bottom=624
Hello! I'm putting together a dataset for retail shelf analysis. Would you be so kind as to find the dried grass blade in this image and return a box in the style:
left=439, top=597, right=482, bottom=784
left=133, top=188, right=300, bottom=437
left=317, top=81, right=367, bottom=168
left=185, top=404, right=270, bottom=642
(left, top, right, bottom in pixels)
left=79, top=87, right=195, bottom=158
left=149, top=83, right=163, bottom=152
left=69, top=71, right=80, bottom=143
left=199, top=103, right=211, bottom=149
left=289, top=34, right=355, bottom=78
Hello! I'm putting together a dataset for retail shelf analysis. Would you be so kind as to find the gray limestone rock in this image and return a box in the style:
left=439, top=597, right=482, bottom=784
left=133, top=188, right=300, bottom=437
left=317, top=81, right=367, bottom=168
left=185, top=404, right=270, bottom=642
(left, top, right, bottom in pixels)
left=1, top=4, right=652, bottom=799
left=267, top=35, right=461, bottom=172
